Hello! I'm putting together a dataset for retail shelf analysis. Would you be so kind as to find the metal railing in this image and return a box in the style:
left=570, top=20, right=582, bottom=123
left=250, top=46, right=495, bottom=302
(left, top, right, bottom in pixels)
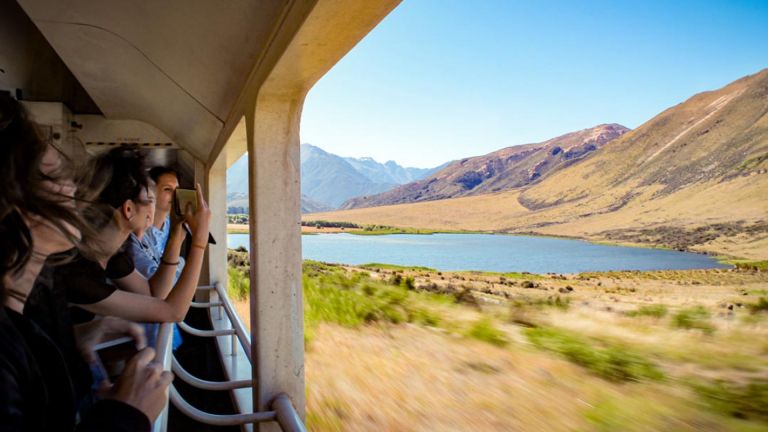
left=171, top=357, right=253, bottom=390
left=152, top=282, right=306, bottom=432
left=212, top=281, right=252, bottom=362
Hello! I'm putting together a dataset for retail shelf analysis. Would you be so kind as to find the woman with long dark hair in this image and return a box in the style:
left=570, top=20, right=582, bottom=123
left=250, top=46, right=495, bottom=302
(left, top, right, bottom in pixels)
left=0, top=93, right=171, bottom=431
left=46, top=147, right=212, bottom=325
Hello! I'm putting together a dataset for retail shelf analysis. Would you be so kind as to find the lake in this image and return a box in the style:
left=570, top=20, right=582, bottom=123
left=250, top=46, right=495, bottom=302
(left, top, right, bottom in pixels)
left=226, top=233, right=729, bottom=274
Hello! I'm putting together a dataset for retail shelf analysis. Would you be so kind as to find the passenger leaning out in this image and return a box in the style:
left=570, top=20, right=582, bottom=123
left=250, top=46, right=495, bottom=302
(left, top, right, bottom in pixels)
left=46, top=147, right=212, bottom=325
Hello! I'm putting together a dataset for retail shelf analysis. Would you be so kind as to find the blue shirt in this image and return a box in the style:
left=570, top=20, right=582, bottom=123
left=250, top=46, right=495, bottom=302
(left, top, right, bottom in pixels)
left=125, top=233, right=185, bottom=284
left=125, top=215, right=185, bottom=350
left=144, top=216, right=171, bottom=257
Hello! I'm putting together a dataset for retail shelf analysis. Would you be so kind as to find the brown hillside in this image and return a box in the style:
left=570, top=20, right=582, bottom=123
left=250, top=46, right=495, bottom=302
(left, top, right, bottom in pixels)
left=520, top=68, right=768, bottom=210
left=306, top=69, right=768, bottom=259
left=341, top=124, right=628, bottom=209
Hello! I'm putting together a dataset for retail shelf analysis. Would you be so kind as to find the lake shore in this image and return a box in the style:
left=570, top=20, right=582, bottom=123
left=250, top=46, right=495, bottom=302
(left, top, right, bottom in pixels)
left=228, top=223, right=755, bottom=262
left=301, top=184, right=768, bottom=261
left=228, top=230, right=737, bottom=273
left=230, top=223, right=490, bottom=236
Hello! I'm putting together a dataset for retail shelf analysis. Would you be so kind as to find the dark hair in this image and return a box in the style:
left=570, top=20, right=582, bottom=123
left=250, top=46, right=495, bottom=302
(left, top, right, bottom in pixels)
left=0, top=94, right=86, bottom=299
left=148, top=166, right=180, bottom=184
left=91, top=148, right=150, bottom=210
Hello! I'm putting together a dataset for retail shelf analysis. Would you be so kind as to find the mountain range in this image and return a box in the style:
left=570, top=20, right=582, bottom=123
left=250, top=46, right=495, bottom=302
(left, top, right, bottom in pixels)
left=226, top=143, right=444, bottom=212
left=305, top=69, right=768, bottom=259
left=341, top=124, right=629, bottom=209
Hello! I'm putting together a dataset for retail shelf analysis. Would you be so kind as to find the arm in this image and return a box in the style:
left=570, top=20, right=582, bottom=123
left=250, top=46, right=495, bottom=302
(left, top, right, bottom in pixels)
left=108, top=250, right=151, bottom=296
left=147, top=222, right=185, bottom=299
left=79, top=258, right=200, bottom=322
left=113, top=270, right=151, bottom=296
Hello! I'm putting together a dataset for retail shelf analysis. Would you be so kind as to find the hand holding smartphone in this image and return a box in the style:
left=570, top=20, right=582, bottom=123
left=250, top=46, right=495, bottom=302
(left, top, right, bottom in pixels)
left=173, top=188, right=198, bottom=216
left=90, top=336, right=141, bottom=384
left=174, top=187, right=216, bottom=244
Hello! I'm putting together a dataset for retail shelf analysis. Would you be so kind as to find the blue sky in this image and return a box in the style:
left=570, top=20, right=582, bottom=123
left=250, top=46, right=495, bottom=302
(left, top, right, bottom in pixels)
left=300, top=0, right=768, bottom=168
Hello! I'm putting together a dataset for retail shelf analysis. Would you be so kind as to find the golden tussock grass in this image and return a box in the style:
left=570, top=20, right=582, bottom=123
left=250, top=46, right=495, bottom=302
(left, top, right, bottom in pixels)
left=230, top=263, right=768, bottom=431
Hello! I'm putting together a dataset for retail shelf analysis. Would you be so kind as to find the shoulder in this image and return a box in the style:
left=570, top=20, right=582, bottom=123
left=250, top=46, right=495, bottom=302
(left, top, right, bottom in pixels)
left=54, top=254, right=116, bottom=305
left=55, top=250, right=101, bottom=275
left=107, top=251, right=135, bottom=279
left=124, top=233, right=141, bottom=250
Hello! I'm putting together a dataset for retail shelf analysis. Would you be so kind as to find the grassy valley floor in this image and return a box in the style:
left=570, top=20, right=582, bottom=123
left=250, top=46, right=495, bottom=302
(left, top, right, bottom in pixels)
left=227, top=254, right=768, bottom=431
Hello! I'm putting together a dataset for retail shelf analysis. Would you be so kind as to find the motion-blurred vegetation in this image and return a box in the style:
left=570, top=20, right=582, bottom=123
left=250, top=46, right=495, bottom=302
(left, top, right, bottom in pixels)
left=227, top=250, right=768, bottom=431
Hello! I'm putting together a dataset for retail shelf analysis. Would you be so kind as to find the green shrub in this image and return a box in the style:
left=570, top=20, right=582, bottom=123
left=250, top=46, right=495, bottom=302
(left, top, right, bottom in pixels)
left=360, top=263, right=436, bottom=272
left=403, top=276, right=415, bottom=290
left=584, top=396, right=670, bottom=432
left=304, top=274, right=378, bottom=327
left=303, top=265, right=448, bottom=330
left=748, top=297, right=768, bottom=314
left=409, top=307, right=441, bottom=327
left=227, top=266, right=250, bottom=301
left=692, top=380, right=768, bottom=421
left=673, top=306, right=714, bottom=334
left=302, top=260, right=338, bottom=277
left=627, top=304, right=668, bottom=318
left=525, top=327, right=664, bottom=382
left=548, top=295, right=570, bottom=310
left=465, top=318, right=509, bottom=347
left=301, top=220, right=360, bottom=229
left=227, top=249, right=250, bottom=269
left=731, top=260, right=768, bottom=272
left=511, top=295, right=570, bottom=311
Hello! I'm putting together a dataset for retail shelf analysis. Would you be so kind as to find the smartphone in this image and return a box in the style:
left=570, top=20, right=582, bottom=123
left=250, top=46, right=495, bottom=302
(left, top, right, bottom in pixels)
left=174, top=188, right=198, bottom=216
left=174, top=187, right=216, bottom=245
left=90, top=336, right=141, bottom=383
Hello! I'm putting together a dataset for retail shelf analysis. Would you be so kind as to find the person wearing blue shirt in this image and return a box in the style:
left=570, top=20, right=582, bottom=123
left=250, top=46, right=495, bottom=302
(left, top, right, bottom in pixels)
left=145, top=166, right=182, bottom=255
left=125, top=167, right=185, bottom=350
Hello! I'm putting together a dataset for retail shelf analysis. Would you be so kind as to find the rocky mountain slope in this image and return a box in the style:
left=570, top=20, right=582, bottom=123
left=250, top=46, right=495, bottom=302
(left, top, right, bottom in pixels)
left=518, top=69, right=768, bottom=211
left=341, top=124, right=629, bottom=209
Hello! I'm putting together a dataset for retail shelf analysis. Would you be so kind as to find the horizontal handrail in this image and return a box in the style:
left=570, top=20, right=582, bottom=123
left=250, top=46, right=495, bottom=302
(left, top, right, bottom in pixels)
left=189, top=301, right=224, bottom=308
left=196, top=284, right=216, bottom=290
left=178, top=321, right=236, bottom=337
left=172, top=357, right=253, bottom=391
left=169, top=386, right=276, bottom=426
left=212, top=282, right=252, bottom=362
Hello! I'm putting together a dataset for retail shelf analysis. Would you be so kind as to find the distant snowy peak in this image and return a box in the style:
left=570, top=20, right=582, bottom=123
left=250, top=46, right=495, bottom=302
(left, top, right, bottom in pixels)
left=227, top=143, right=448, bottom=212
left=344, top=155, right=438, bottom=186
